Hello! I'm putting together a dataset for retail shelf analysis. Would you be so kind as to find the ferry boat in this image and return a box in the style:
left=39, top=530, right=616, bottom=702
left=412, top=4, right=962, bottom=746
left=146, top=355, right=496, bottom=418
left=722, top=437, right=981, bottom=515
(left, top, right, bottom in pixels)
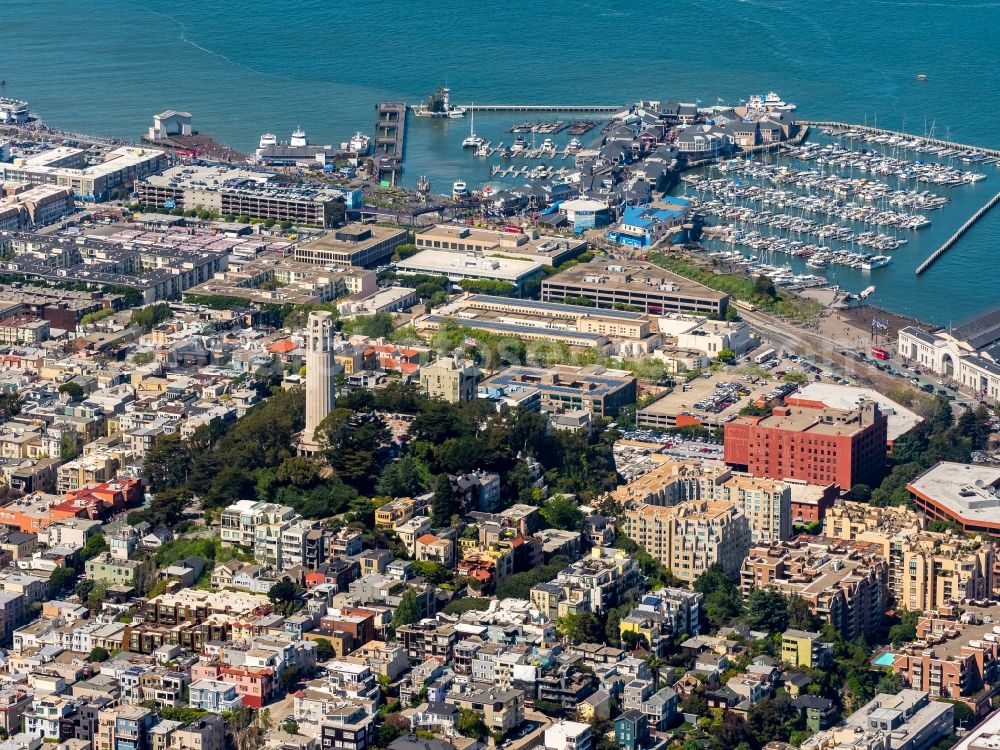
left=862, top=255, right=892, bottom=270
left=290, top=127, right=307, bottom=147
left=452, top=180, right=470, bottom=199
left=259, top=133, right=277, bottom=149
left=349, top=132, right=370, bottom=154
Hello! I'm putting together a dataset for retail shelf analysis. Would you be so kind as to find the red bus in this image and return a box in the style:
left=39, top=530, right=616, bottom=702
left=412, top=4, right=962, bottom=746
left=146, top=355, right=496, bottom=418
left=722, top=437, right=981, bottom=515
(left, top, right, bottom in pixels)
left=871, top=346, right=889, bottom=360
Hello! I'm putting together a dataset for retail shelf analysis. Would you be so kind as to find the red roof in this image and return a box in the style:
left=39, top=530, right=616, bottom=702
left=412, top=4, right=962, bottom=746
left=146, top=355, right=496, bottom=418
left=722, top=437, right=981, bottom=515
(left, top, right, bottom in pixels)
left=267, top=339, right=297, bottom=354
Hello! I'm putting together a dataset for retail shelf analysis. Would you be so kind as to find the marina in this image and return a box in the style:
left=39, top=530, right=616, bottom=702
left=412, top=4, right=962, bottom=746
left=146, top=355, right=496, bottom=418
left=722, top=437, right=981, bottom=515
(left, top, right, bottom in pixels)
left=915, top=190, right=1000, bottom=275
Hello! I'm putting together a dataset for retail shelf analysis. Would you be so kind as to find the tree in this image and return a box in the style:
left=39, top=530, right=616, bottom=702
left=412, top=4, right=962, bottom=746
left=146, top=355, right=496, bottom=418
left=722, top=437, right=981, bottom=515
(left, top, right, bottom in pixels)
left=0, top=390, right=23, bottom=422
left=717, top=347, right=736, bottom=364
left=694, top=564, right=743, bottom=628
left=430, top=473, right=458, bottom=527
left=49, top=566, right=76, bottom=595
left=376, top=456, right=429, bottom=497
left=787, top=594, right=820, bottom=631
left=540, top=494, right=584, bottom=532
left=142, top=434, right=192, bottom=493
left=268, top=580, right=299, bottom=614
left=79, top=533, right=108, bottom=562
left=392, top=588, right=421, bottom=629
left=59, top=382, right=85, bottom=402
left=89, top=646, right=110, bottom=662
left=845, top=483, right=872, bottom=503
left=555, top=612, right=603, bottom=644
left=130, top=302, right=173, bottom=333
left=782, top=370, right=808, bottom=385
left=745, top=588, right=789, bottom=634
left=746, top=695, right=798, bottom=747
left=314, top=638, right=334, bottom=661
left=456, top=708, right=488, bottom=739
left=889, top=609, right=920, bottom=646
left=752, top=275, right=777, bottom=301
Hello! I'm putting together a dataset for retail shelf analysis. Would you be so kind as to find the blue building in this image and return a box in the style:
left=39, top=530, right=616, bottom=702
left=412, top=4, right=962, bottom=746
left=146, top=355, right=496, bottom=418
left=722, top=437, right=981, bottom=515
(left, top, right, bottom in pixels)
left=607, top=198, right=692, bottom=248
left=615, top=709, right=649, bottom=750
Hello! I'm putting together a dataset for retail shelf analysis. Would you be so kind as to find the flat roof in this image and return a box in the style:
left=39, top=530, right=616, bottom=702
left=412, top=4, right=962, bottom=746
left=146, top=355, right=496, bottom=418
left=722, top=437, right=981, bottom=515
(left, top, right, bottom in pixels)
left=788, top=383, right=921, bottom=441
left=396, top=249, right=543, bottom=283
left=467, top=294, right=648, bottom=320
left=421, top=314, right=607, bottom=344
left=542, top=260, right=726, bottom=302
left=908, top=461, right=1000, bottom=526
left=297, top=224, right=407, bottom=252
left=638, top=374, right=773, bottom=425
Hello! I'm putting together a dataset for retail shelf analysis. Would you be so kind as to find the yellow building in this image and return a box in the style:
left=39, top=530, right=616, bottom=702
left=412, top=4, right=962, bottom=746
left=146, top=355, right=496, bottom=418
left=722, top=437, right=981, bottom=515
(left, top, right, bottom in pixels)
left=781, top=628, right=829, bottom=669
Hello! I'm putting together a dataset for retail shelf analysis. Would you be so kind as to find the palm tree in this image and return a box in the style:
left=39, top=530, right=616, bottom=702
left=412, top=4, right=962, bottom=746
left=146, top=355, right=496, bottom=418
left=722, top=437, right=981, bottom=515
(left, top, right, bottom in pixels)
left=644, top=655, right=666, bottom=691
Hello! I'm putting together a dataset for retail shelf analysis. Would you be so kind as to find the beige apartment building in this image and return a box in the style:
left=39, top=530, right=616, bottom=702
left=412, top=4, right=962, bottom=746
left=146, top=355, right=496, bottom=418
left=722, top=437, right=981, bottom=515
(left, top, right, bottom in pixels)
left=611, top=459, right=790, bottom=544
left=622, top=498, right=751, bottom=583
left=419, top=356, right=478, bottom=404
left=824, top=500, right=995, bottom=608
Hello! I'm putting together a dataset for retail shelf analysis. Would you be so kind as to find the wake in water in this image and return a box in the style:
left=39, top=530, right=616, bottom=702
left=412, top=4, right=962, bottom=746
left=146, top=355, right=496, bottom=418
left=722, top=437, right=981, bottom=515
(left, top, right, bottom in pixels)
left=138, top=5, right=293, bottom=80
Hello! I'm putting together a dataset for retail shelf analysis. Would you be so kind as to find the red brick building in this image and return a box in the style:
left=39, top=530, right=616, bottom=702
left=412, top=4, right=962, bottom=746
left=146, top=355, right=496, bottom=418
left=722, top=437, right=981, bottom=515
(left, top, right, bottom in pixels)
left=724, top=400, right=887, bottom=490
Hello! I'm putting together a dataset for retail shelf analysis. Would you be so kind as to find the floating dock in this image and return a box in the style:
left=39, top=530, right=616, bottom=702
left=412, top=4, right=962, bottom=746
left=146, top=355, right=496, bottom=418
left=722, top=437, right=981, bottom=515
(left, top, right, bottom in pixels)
left=374, top=102, right=407, bottom=186
left=915, top=190, right=1000, bottom=275
left=800, top=120, right=1000, bottom=158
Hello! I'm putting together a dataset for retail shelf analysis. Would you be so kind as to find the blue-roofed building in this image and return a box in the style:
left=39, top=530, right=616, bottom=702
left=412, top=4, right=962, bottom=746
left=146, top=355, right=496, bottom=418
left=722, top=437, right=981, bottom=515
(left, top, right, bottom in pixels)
left=607, top=198, right=693, bottom=248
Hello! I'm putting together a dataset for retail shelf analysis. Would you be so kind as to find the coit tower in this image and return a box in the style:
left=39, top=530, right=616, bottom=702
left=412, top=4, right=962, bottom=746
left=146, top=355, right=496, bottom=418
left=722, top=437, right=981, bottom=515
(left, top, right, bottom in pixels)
left=304, top=311, right=336, bottom=446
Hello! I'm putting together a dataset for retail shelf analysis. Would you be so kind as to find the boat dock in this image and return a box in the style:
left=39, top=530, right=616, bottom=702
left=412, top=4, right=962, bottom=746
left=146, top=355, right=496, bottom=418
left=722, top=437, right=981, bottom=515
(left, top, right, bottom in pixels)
left=915, top=190, right=1000, bottom=275
left=800, top=120, right=1000, bottom=158
left=457, top=104, right=621, bottom=112
left=374, top=102, right=407, bottom=185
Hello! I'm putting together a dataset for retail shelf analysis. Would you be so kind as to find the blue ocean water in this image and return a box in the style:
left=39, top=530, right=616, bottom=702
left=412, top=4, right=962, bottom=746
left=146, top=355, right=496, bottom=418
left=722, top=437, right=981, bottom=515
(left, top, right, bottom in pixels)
left=2, top=0, right=999, bottom=325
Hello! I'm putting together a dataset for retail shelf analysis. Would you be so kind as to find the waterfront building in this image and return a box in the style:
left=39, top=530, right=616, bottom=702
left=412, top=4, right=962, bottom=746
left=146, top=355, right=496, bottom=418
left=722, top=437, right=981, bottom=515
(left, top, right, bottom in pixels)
left=479, top=364, right=637, bottom=417
left=740, top=537, right=888, bottom=640
left=420, top=356, right=478, bottom=404
left=135, top=165, right=348, bottom=227
left=541, top=260, right=729, bottom=317
left=724, top=400, right=888, bottom=490
left=294, top=224, right=407, bottom=268
left=898, top=306, right=1000, bottom=403
left=2, top=145, right=166, bottom=202
left=607, top=197, right=693, bottom=248
left=622, top=498, right=751, bottom=583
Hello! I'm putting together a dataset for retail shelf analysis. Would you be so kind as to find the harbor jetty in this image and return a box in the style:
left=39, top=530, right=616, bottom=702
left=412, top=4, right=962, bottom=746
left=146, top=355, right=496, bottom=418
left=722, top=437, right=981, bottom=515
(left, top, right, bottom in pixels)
left=800, top=120, right=1000, bottom=158
left=374, top=102, right=407, bottom=186
left=454, top=104, right=621, bottom=113
left=915, top=190, right=1000, bottom=275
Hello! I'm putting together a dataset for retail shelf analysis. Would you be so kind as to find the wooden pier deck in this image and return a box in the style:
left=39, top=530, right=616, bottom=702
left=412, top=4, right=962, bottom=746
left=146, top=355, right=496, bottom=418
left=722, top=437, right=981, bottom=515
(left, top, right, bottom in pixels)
left=915, top=190, right=1000, bottom=275
left=374, top=102, right=407, bottom=185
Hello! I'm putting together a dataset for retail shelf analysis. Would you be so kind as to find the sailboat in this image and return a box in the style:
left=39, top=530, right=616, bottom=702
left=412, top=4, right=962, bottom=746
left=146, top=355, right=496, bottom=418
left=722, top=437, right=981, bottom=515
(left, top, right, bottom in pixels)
left=462, top=104, right=484, bottom=149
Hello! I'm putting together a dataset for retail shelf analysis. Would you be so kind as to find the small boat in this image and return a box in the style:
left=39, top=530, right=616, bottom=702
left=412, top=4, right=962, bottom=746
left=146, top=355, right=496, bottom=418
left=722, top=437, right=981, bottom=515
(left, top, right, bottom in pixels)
left=541, top=138, right=554, bottom=150
left=452, top=180, right=470, bottom=199
left=567, top=138, right=582, bottom=152
left=416, top=176, right=430, bottom=192
left=862, top=255, right=892, bottom=270
left=461, top=104, right=483, bottom=148
left=511, top=137, right=528, bottom=153
left=474, top=141, right=491, bottom=157
left=259, top=133, right=277, bottom=149
left=916, top=73, right=928, bottom=81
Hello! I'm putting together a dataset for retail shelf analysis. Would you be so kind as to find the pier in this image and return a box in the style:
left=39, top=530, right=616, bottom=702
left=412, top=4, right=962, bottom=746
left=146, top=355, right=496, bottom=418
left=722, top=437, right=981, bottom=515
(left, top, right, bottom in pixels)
left=374, top=102, right=407, bottom=186
left=454, top=104, right=621, bottom=113
left=915, top=190, right=1000, bottom=275
left=799, top=120, right=1000, bottom=158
